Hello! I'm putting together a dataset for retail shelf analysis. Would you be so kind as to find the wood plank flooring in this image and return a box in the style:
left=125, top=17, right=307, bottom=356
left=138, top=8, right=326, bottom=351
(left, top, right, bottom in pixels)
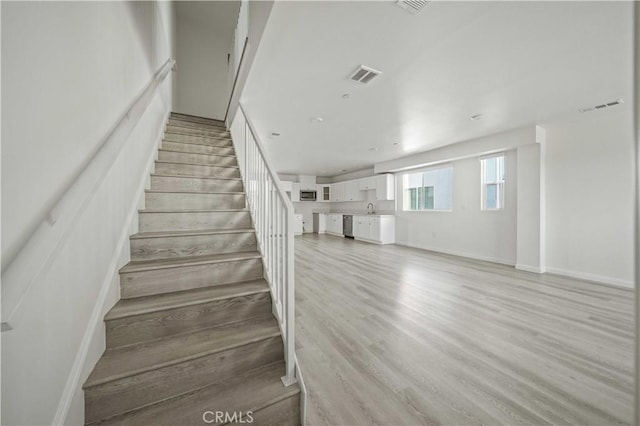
left=294, top=234, right=634, bottom=426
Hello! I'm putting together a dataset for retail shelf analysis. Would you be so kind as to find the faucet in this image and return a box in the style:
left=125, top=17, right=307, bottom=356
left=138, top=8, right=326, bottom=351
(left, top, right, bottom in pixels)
left=367, top=203, right=375, bottom=214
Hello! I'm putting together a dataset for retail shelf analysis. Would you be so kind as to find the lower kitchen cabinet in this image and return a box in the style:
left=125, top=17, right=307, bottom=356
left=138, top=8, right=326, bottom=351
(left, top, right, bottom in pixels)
left=353, top=215, right=395, bottom=244
left=326, top=214, right=343, bottom=236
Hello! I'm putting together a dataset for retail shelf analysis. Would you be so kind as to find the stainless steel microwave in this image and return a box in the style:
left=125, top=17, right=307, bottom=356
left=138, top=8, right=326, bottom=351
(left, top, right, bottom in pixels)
left=300, top=190, right=317, bottom=201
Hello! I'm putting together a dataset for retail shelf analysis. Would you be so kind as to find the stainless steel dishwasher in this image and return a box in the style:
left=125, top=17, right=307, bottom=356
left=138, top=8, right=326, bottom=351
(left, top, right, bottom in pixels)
left=343, top=215, right=354, bottom=238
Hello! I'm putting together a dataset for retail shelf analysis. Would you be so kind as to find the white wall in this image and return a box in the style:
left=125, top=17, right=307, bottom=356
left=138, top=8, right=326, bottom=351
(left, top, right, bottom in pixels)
left=544, top=108, right=634, bottom=287
left=1, top=2, right=175, bottom=424
left=395, top=151, right=518, bottom=265
left=228, top=0, right=275, bottom=125
left=175, top=14, right=229, bottom=119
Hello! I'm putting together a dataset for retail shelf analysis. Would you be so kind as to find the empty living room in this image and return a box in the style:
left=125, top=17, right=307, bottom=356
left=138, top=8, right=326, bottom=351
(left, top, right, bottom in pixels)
left=1, top=1, right=639, bottom=425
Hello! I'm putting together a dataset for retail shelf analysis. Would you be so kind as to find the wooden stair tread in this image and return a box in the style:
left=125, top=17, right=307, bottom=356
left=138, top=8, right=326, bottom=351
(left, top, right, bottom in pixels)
left=139, top=208, right=249, bottom=213
left=162, top=134, right=232, bottom=142
left=105, top=279, right=269, bottom=320
left=170, top=112, right=225, bottom=124
left=164, top=130, right=230, bottom=137
left=84, top=316, right=279, bottom=388
left=92, top=361, right=299, bottom=426
left=158, top=148, right=236, bottom=158
left=150, top=173, right=241, bottom=181
left=167, top=122, right=228, bottom=132
left=145, top=189, right=244, bottom=195
left=130, top=228, right=255, bottom=239
left=120, top=251, right=262, bottom=273
left=155, top=160, right=239, bottom=169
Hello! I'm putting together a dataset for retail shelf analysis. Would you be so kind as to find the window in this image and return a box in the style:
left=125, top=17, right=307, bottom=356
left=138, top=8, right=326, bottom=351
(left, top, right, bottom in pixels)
left=402, top=166, right=453, bottom=211
left=481, top=155, right=505, bottom=210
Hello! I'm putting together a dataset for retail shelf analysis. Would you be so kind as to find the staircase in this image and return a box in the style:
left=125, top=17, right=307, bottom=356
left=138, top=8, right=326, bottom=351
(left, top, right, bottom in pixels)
left=83, top=112, right=301, bottom=425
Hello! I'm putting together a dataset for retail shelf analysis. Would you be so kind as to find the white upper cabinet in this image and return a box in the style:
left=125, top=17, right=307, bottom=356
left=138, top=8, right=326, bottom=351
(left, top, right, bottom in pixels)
left=317, top=184, right=331, bottom=202
left=299, top=175, right=316, bottom=190
left=344, top=180, right=364, bottom=201
left=331, top=182, right=345, bottom=202
left=375, top=174, right=395, bottom=201
left=358, top=177, right=376, bottom=191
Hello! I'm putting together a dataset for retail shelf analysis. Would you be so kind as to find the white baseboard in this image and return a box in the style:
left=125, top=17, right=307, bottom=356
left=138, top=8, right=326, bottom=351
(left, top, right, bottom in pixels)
left=515, top=263, right=545, bottom=274
left=396, top=241, right=515, bottom=266
left=53, top=109, right=170, bottom=425
left=545, top=267, right=634, bottom=289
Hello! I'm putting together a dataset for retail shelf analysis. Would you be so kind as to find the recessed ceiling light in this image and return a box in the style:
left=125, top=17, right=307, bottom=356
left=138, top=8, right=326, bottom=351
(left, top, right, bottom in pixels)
left=369, top=147, right=378, bottom=151
left=271, top=132, right=281, bottom=137
left=341, top=169, right=347, bottom=172
left=392, top=142, right=399, bottom=146
left=310, top=117, right=324, bottom=123
left=470, top=114, right=484, bottom=121
left=341, top=93, right=350, bottom=99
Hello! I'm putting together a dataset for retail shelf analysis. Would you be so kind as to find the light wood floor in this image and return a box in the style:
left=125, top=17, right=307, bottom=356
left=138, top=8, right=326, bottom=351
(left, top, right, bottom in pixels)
left=294, top=234, right=634, bottom=426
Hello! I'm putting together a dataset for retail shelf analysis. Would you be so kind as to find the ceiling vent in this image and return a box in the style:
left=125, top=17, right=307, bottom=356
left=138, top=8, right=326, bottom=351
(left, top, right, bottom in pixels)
left=579, top=99, right=623, bottom=113
left=349, top=65, right=382, bottom=84
left=396, top=0, right=430, bottom=14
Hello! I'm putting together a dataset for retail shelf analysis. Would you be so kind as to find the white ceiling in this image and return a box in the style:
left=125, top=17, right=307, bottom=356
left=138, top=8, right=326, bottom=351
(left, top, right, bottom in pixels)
left=241, top=1, right=633, bottom=177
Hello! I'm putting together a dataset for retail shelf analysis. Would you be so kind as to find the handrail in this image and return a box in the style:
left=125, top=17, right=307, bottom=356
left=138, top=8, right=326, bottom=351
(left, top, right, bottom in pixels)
left=233, top=103, right=297, bottom=386
left=223, top=36, right=248, bottom=123
left=1, top=58, right=176, bottom=330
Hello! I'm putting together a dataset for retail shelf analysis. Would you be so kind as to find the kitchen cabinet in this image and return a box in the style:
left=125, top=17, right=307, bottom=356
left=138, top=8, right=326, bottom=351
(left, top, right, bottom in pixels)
left=326, top=214, right=343, bottom=236
left=317, top=184, right=331, bottom=202
left=358, top=177, right=376, bottom=191
left=299, top=175, right=316, bottom=190
left=353, top=215, right=395, bottom=244
left=344, top=180, right=365, bottom=201
left=331, top=182, right=345, bottom=202
left=291, top=183, right=301, bottom=202
left=375, top=174, right=395, bottom=201
left=353, top=216, right=371, bottom=240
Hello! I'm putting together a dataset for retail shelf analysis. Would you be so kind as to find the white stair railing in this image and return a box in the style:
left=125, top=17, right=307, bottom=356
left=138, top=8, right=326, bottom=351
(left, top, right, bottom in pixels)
left=231, top=103, right=297, bottom=386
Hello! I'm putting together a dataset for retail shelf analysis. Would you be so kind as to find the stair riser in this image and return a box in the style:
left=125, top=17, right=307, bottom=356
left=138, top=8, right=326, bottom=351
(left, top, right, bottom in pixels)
left=163, top=133, right=232, bottom=147
left=85, top=337, right=283, bottom=424
left=161, top=140, right=234, bottom=156
left=106, top=292, right=272, bottom=348
left=150, top=176, right=243, bottom=193
left=120, top=258, right=263, bottom=298
left=130, top=232, right=257, bottom=261
left=145, top=192, right=245, bottom=210
left=168, top=119, right=226, bottom=131
left=249, top=394, right=301, bottom=426
left=166, top=125, right=230, bottom=138
left=155, top=162, right=240, bottom=178
left=138, top=211, right=252, bottom=233
left=158, top=151, right=238, bottom=167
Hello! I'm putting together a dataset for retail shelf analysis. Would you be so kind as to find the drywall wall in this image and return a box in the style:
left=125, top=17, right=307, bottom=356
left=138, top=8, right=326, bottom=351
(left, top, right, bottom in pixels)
left=395, top=150, right=518, bottom=265
left=1, top=2, right=175, bottom=424
left=544, top=107, right=634, bottom=287
left=175, top=13, right=230, bottom=119
left=228, top=0, right=275, bottom=124
left=515, top=138, right=546, bottom=273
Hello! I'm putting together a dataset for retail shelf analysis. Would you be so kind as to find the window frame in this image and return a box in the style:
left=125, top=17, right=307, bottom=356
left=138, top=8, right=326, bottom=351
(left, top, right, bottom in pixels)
left=480, top=154, right=505, bottom=211
left=401, top=164, right=454, bottom=212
